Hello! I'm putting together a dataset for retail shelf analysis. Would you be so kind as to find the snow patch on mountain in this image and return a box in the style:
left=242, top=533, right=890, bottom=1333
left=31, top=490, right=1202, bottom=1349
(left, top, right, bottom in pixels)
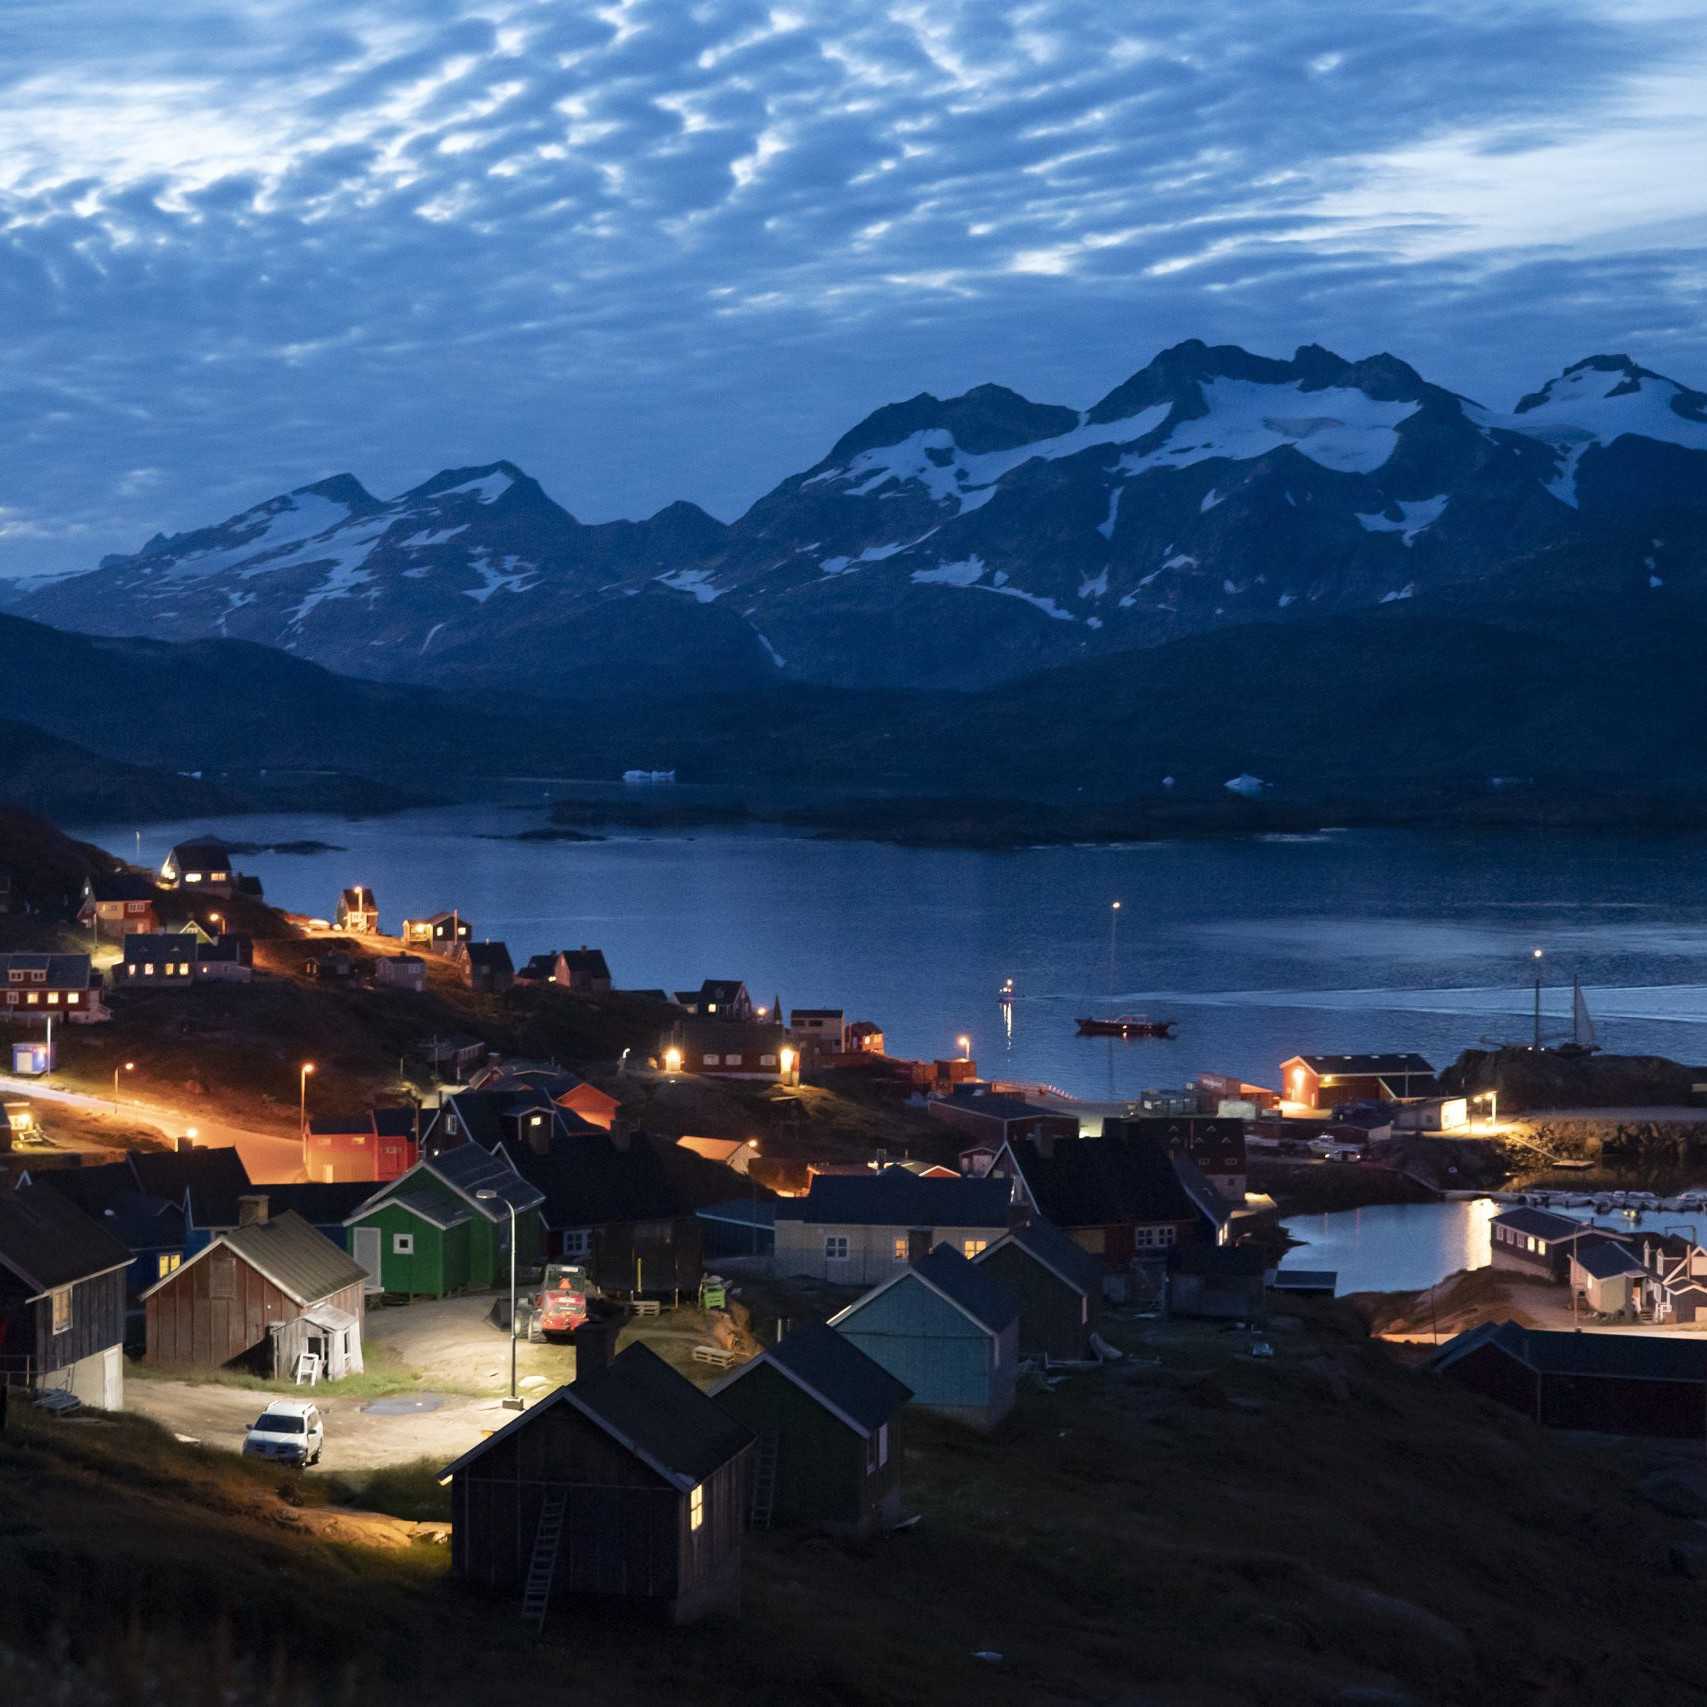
left=399, top=525, right=469, bottom=549
left=436, top=471, right=514, bottom=504
left=1097, top=486, right=1123, bottom=540
left=1079, top=569, right=1109, bottom=600
left=980, top=584, right=1075, bottom=622
left=153, top=490, right=356, bottom=588
left=1379, top=584, right=1415, bottom=603
left=1355, top=495, right=1449, bottom=545
left=656, top=568, right=722, bottom=602
left=819, top=532, right=936, bottom=576
left=464, top=552, right=536, bottom=604
left=911, top=557, right=986, bottom=587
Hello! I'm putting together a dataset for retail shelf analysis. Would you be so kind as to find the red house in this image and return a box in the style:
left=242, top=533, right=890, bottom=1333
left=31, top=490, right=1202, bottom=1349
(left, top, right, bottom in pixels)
left=301, top=1107, right=420, bottom=1184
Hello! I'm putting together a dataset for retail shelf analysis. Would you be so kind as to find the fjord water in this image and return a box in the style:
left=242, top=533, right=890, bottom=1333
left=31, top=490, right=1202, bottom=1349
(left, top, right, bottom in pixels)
left=75, top=807, right=1707, bottom=1102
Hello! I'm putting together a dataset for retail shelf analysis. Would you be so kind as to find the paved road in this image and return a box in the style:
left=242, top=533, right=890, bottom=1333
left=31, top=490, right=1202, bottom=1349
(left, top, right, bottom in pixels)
left=0, top=1073, right=304, bottom=1182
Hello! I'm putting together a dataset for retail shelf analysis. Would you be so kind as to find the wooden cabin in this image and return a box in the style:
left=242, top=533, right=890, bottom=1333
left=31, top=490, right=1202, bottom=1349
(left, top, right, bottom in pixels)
left=711, top=1321, right=910, bottom=1535
left=972, top=1218, right=1103, bottom=1361
left=829, top=1243, right=1019, bottom=1431
left=1279, top=1053, right=1436, bottom=1110
left=141, top=1196, right=368, bottom=1382
left=440, top=1344, right=753, bottom=1625
left=0, top=1181, right=131, bottom=1408
left=1489, top=1207, right=1619, bottom=1283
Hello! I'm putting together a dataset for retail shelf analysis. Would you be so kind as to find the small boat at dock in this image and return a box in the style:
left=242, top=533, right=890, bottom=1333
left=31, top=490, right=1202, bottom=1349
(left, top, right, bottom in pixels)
left=1076, top=1014, right=1177, bottom=1038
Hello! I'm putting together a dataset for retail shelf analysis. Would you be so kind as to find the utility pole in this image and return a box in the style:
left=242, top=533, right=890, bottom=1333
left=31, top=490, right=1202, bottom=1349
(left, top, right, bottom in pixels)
left=1109, top=900, right=1121, bottom=996
left=1531, top=947, right=1545, bottom=1051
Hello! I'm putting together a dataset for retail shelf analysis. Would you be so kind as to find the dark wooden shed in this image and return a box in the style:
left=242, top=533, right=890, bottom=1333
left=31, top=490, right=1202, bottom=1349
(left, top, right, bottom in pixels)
left=440, top=1343, right=753, bottom=1625
left=973, top=1218, right=1104, bottom=1362
left=141, top=1196, right=368, bottom=1381
left=710, top=1321, right=911, bottom=1535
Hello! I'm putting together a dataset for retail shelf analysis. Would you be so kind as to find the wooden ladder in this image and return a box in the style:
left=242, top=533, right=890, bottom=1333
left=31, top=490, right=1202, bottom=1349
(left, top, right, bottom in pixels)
left=522, top=1489, right=568, bottom=1630
left=749, top=1433, right=780, bottom=1531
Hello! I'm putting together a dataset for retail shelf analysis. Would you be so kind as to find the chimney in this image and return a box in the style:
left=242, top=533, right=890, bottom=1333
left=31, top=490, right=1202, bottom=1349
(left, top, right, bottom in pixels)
left=238, top=1194, right=269, bottom=1226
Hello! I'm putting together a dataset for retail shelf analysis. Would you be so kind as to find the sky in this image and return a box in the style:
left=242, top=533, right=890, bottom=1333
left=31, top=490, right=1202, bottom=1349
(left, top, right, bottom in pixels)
left=2, top=0, right=1706, bottom=578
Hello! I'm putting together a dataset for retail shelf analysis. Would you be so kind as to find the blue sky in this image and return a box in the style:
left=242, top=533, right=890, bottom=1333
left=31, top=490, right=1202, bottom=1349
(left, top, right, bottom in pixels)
left=2, top=0, right=1705, bottom=576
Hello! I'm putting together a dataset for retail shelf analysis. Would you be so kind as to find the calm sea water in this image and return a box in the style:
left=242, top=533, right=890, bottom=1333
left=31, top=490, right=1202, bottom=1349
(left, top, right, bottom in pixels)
left=69, top=808, right=1707, bottom=1104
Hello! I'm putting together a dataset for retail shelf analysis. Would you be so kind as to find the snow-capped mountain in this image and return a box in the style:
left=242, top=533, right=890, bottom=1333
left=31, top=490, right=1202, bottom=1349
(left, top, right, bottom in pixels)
left=13, top=344, right=1707, bottom=694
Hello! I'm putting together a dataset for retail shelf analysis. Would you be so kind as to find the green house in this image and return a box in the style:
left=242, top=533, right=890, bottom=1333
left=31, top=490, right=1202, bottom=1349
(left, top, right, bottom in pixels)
left=344, top=1144, right=544, bottom=1297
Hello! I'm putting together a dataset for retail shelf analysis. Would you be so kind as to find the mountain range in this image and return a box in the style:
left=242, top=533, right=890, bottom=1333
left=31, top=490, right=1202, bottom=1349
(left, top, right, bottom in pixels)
left=10, top=341, right=1707, bottom=696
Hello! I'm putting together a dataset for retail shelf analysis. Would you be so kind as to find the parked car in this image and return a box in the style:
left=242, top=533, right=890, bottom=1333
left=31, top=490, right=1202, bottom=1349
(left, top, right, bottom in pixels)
left=243, top=1400, right=324, bottom=1467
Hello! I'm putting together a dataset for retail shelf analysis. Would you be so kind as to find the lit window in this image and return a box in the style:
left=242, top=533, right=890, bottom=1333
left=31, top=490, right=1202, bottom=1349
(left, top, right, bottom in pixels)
left=703, top=1053, right=719, bottom=1066
left=67, top=993, right=79, bottom=1006
left=25, top=993, right=38, bottom=1005
left=825, top=1235, right=849, bottom=1261
left=892, top=1237, right=907, bottom=1262
left=46, top=993, right=59, bottom=1005
left=1537, top=1239, right=1548, bottom=1255
left=690, top=1485, right=704, bottom=1532
left=393, top=1233, right=415, bottom=1255
left=145, top=965, right=155, bottom=976
left=50, top=1287, right=72, bottom=1334
left=157, top=1253, right=181, bottom=1279
left=963, top=1239, right=988, bottom=1258
left=707, top=1003, right=718, bottom=1014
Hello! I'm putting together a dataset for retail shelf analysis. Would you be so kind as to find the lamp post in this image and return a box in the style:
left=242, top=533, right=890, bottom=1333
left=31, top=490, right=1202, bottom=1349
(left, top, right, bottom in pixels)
left=475, top=1188, right=521, bottom=1408
left=1109, top=900, right=1121, bottom=995
left=299, top=1061, right=315, bottom=1130
left=745, top=1139, right=761, bottom=1255
left=208, top=911, right=222, bottom=938
left=1531, top=947, right=1545, bottom=1052
left=113, top=1060, right=135, bottom=1104
left=957, top=1034, right=971, bottom=1062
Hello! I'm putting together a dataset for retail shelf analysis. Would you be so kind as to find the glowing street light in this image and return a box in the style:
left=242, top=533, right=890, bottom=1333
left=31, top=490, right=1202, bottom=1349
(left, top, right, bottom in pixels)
left=957, top=1034, right=971, bottom=1061
left=1530, top=947, right=1545, bottom=1051
left=780, top=1046, right=797, bottom=1082
left=299, top=1061, right=316, bottom=1129
left=113, top=1060, right=135, bottom=1102
left=663, top=1046, right=683, bottom=1076
left=474, top=1188, right=522, bottom=1409
left=1108, top=900, right=1122, bottom=994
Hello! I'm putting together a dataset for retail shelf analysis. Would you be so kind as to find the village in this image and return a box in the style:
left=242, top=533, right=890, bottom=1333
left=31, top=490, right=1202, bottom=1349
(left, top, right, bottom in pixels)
left=8, top=815, right=1707, bottom=1701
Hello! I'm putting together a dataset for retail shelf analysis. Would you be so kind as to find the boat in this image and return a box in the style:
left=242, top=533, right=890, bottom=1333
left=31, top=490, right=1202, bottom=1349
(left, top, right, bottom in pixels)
left=998, top=978, right=1015, bottom=1003
left=1555, top=976, right=1600, bottom=1056
left=1075, top=1014, right=1177, bottom=1038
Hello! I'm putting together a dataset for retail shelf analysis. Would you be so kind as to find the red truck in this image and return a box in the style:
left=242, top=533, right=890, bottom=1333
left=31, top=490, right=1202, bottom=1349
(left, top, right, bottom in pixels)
left=525, top=1263, right=594, bottom=1341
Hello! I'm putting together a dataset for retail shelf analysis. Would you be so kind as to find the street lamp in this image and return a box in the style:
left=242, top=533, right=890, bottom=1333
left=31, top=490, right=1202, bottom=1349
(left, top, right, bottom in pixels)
left=113, top=1060, right=135, bottom=1102
left=208, top=911, right=222, bottom=937
left=299, top=1061, right=316, bottom=1129
left=957, top=1034, right=971, bottom=1062
left=663, top=1046, right=683, bottom=1076
left=1530, top=947, right=1545, bottom=1052
left=1109, top=900, right=1122, bottom=993
left=475, top=1188, right=521, bottom=1409
left=744, top=1139, right=762, bottom=1254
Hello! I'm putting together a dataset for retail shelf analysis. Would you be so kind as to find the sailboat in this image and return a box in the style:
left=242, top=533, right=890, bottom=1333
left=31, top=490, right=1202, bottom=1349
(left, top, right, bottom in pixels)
left=1556, top=977, right=1599, bottom=1056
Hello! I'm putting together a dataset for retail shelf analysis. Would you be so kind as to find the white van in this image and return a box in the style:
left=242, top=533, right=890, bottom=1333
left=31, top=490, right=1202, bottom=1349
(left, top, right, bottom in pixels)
left=243, top=1400, right=324, bottom=1467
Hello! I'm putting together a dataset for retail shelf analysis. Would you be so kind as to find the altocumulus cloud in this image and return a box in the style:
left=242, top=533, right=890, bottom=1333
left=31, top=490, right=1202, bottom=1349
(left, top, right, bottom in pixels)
left=0, top=0, right=1704, bottom=575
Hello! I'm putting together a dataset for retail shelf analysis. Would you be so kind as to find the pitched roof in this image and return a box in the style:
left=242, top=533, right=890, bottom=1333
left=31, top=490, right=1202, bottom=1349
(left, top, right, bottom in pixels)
left=129, top=1147, right=254, bottom=1227
left=353, top=1173, right=472, bottom=1231
left=466, top=941, right=513, bottom=971
left=30, top=1166, right=185, bottom=1249
left=1001, top=1137, right=1209, bottom=1231
left=775, top=1166, right=1010, bottom=1229
left=833, top=1242, right=1018, bottom=1336
left=1432, top=1319, right=1707, bottom=1383
left=978, top=1218, right=1102, bottom=1296
left=1169, top=1243, right=1268, bottom=1277
left=0, top=952, right=97, bottom=988
left=713, top=1321, right=910, bottom=1436
left=425, top=1143, right=544, bottom=1218
left=1291, top=1053, right=1435, bottom=1076
left=1571, top=1235, right=1649, bottom=1280
left=168, top=837, right=233, bottom=864
left=0, top=1181, right=134, bottom=1294
left=216, top=1211, right=368, bottom=1304
left=507, top=1130, right=689, bottom=1226
left=257, top=1181, right=379, bottom=1227
left=558, top=948, right=610, bottom=978
left=938, top=1091, right=1062, bottom=1121
left=85, top=872, right=160, bottom=903
left=1491, top=1206, right=1597, bottom=1241
left=440, top=1343, right=752, bottom=1490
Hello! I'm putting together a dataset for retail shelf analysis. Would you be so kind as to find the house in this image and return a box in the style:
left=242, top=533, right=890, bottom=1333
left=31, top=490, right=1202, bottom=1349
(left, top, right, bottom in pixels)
left=516, top=947, right=612, bottom=993
left=302, top=1107, right=420, bottom=1184
left=1568, top=1235, right=1649, bottom=1316
left=666, top=1019, right=797, bottom=1084
left=374, top=954, right=426, bottom=993
left=673, top=980, right=753, bottom=1021
left=421, top=1085, right=601, bottom=1161
left=158, top=836, right=238, bottom=894
left=0, top=952, right=107, bottom=1024
left=119, top=933, right=253, bottom=985
left=402, top=911, right=472, bottom=958
left=971, top=1218, right=1103, bottom=1362
left=1431, top=1319, right=1707, bottom=1440
left=336, top=886, right=379, bottom=933
left=467, top=1062, right=622, bottom=1131
left=926, top=1089, right=1082, bottom=1149
left=829, top=1243, right=1019, bottom=1431
left=697, top=1199, right=775, bottom=1260
left=1639, top=1233, right=1707, bottom=1324
left=847, top=1021, right=885, bottom=1055
left=0, top=1180, right=131, bottom=1407
left=675, top=1137, right=761, bottom=1175
left=77, top=872, right=161, bottom=940
left=466, top=942, right=514, bottom=994
left=1168, top=1245, right=1268, bottom=1320
left=1489, top=1207, right=1620, bottom=1282
left=343, top=1144, right=544, bottom=1297
left=788, top=1008, right=847, bottom=1057
left=129, top=1146, right=255, bottom=1252
left=440, top=1343, right=753, bottom=1625
left=774, top=1167, right=1012, bottom=1284
left=252, top=1182, right=374, bottom=1252
left=711, top=1321, right=910, bottom=1534
left=1280, top=1053, right=1437, bottom=1109
left=418, top=1033, right=488, bottom=1082
left=1104, top=1115, right=1248, bottom=1200
left=308, top=950, right=362, bottom=982
left=24, top=1161, right=191, bottom=1296
left=986, top=1134, right=1231, bottom=1277
left=141, top=1195, right=367, bottom=1382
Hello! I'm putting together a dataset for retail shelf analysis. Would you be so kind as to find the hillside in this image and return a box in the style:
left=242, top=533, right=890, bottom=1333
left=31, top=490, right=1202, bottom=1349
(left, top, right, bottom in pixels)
left=0, top=719, right=238, bottom=823
left=7, top=1302, right=1707, bottom=1705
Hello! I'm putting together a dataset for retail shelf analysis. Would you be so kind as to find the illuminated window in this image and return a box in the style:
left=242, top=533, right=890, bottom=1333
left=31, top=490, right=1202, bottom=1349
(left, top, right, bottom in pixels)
left=157, top=1253, right=182, bottom=1279
left=393, top=1233, right=415, bottom=1256
left=67, top=993, right=79, bottom=1006
left=446, top=1116, right=459, bottom=1136
left=25, top=993, right=38, bottom=1005
left=46, top=993, right=59, bottom=1005
left=50, top=1287, right=72, bottom=1334
left=690, top=1485, right=704, bottom=1531
left=1536, top=1239, right=1548, bottom=1255
left=825, top=1235, right=849, bottom=1261
left=892, top=1237, right=907, bottom=1262
left=962, top=1239, right=988, bottom=1258
left=145, top=965, right=155, bottom=976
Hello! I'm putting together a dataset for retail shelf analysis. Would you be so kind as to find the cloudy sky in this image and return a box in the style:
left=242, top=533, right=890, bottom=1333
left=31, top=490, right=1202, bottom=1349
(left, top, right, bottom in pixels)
left=2, top=0, right=1705, bottom=577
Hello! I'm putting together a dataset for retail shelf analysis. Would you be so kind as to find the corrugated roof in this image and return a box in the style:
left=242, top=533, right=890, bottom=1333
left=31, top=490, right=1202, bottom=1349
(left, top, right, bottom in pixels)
left=1572, top=1236, right=1649, bottom=1280
left=1293, top=1053, right=1435, bottom=1075
left=0, top=1181, right=134, bottom=1294
left=981, top=1218, right=1102, bottom=1295
left=835, top=1243, right=1018, bottom=1336
left=1004, top=1137, right=1210, bottom=1231
left=216, top=1210, right=369, bottom=1305
left=1491, top=1206, right=1595, bottom=1241
left=776, top=1166, right=1010, bottom=1230
left=425, top=1143, right=544, bottom=1218
left=719, top=1321, right=910, bottom=1436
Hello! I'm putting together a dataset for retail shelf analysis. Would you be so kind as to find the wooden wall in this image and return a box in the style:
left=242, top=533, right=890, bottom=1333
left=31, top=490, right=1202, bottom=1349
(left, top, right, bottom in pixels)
left=146, top=1248, right=296, bottom=1369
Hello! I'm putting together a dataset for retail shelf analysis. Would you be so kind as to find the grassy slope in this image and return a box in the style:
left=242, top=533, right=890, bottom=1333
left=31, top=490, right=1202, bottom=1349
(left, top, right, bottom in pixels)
left=7, top=1305, right=1707, bottom=1706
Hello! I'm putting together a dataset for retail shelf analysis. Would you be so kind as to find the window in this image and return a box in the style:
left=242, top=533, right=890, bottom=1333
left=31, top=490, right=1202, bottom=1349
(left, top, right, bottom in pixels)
left=50, top=1287, right=72, bottom=1334
left=29, top=970, right=44, bottom=983
left=25, top=993, right=38, bottom=1005
left=157, top=1252, right=182, bottom=1279
left=962, top=1239, right=988, bottom=1259
left=446, top=1115, right=459, bottom=1136
left=1133, top=1225, right=1177, bottom=1249
left=144, top=964, right=155, bottom=976
left=46, top=992, right=58, bottom=1005
left=759, top=1054, right=776, bottom=1067
left=892, top=1236, right=908, bottom=1262
left=562, top=1230, right=592, bottom=1258
left=209, top=1256, right=236, bottom=1299
left=703, top=1053, right=719, bottom=1067
left=825, top=1235, right=850, bottom=1261
left=393, top=1232, right=416, bottom=1256
left=690, top=1485, right=705, bottom=1531
left=1526, top=1236, right=1538, bottom=1253
left=178, top=962, right=190, bottom=976
left=1536, top=1239, right=1549, bottom=1255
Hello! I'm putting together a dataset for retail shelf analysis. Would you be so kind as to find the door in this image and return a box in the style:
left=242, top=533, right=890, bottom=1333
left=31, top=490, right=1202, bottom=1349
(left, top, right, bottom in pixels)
left=353, top=1226, right=383, bottom=1291
left=907, top=1228, right=931, bottom=1263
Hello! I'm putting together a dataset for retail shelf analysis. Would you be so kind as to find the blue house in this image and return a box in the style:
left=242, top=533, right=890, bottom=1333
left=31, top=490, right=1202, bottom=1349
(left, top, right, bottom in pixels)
left=21, top=1162, right=189, bottom=1296
left=829, top=1243, right=1019, bottom=1431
